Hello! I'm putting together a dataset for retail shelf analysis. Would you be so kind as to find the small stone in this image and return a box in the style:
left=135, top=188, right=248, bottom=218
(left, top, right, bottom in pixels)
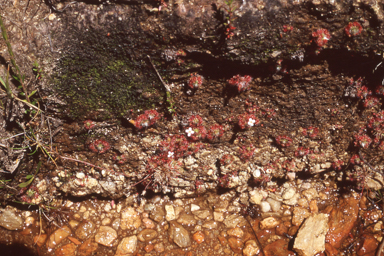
left=46, top=226, right=71, bottom=249
left=25, top=216, right=35, bottom=226
left=192, top=210, right=210, bottom=219
left=297, top=198, right=309, bottom=208
left=102, top=218, right=111, bottom=226
left=48, top=13, right=56, bottom=21
left=293, top=213, right=329, bottom=256
left=165, top=205, right=176, bottom=221
left=75, top=220, right=95, bottom=240
left=78, top=238, right=98, bottom=256
left=154, top=242, right=165, bottom=253
left=282, top=187, right=296, bottom=200
left=192, top=231, right=205, bottom=244
left=137, top=229, right=158, bottom=242
left=69, top=220, right=79, bottom=229
left=302, top=188, right=319, bottom=202
left=309, top=200, right=318, bottom=213
left=150, top=206, right=165, bottom=222
left=223, top=214, right=247, bottom=228
left=177, top=213, right=197, bottom=226
left=249, top=190, right=265, bottom=205
left=227, top=227, right=244, bottom=238
left=260, top=217, right=281, bottom=229
left=121, top=207, right=141, bottom=230
left=202, top=220, right=218, bottom=229
left=243, top=240, right=260, bottom=256
left=228, top=237, right=244, bottom=253
left=169, top=221, right=191, bottom=247
left=260, top=201, right=271, bottom=212
left=0, top=207, right=23, bottom=230
left=95, top=226, right=117, bottom=246
left=115, top=236, right=137, bottom=256
left=34, top=234, right=47, bottom=247
left=266, top=197, right=282, bottom=212
left=283, top=193, right=300, bottom=206
left=191, top=204, right=200, bottom=211
left=55, top=243, right=76, bottom=256
left=142, top=217, right=156, bottom=229
left=292, top=207, right=310, bottom=226
left=214, top=212, right=224, bottom=222
left=144, top=244, right=154, bottom=252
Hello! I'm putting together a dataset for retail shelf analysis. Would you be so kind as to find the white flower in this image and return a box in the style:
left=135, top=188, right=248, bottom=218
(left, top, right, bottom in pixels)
left=248, top=118, right=256, bottom=127
left=168, top=151, right=174, bottom=158
left=186, top=127, right=194, bottom=137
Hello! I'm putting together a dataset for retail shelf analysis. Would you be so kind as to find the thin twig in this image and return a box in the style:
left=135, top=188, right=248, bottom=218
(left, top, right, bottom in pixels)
left=147, top=55, right=171, bottom=92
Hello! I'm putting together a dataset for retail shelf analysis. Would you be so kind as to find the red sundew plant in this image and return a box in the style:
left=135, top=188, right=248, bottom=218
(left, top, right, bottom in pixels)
left=113, top=154, right=128, bottom=164
left=303, top=126, right=319, bottom=139
left=207, top=124, right=225, bottom=141
left=312, top=28, right=331, bottom=47
left=364, top=96, right=380, bottom=108
left=84, top=120, right=95, bottom=130
left=160, top=135, right=189, bottom=159
left=176, top=49, right=186, bottom=56
left=188, top=73, right=204, bottom=89
left=345, top=21, right=363, bottom=37
left=220, top=154, right=235, bottom=166
left=357, top=86, right=372, bottom=99
left=238, top=113, right=259, bottom=129
left=283, top=25, right=293, bottom=33
left=89, top=139, right=111, bottom=154
left=263, top=108, right=277, bottom=119
left=275, top=135, right=292, bottom=147
left=332, top=160, right=344, bottom=171
left=354, top=134, right=372, bottom=149
left=188, top=115, right=204, bottom=127
left=295, top=147, right=311, bottom=157
left=227, top=75, right=253, bottom=92
left=282, top=159, right=296, bottom=172
left=133, top=109, right=161, bottom=130
left=379, top=141, right=384, bottom=151
left=376, top=85, right=384, bottom=96
left=238, top=144, right=256, bottom=162
left=350, top=154, right=362, bottom=165
left=189, top=126, right=207, bottom=141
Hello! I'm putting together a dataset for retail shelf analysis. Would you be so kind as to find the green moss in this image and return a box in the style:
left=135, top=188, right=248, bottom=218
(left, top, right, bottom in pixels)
left=53, top=26, right=164, bottom=120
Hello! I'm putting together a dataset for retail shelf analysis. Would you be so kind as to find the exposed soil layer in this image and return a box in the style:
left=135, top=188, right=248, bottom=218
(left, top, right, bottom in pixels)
left=1, top=0, right=384, bottom=255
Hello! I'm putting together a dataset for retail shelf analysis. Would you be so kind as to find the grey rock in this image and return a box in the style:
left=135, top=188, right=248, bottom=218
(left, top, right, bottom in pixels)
left=169, top=221, right=191, bottom=248
left=0, top=207, right=23, bottom=230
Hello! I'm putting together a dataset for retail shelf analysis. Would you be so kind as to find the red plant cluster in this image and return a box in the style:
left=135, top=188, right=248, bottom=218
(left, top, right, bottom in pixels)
left=207, top=124, right=225, bottom=141
left=363, top=96, right=380, bottom=108
left=295, top=147, right=311, bottom=157
left=133, top=109, right=161, bottom=130
left=84, top=120, right=95, bottom=130
left=332, top=160, right=344, bottom=171
left=189, top=115, right=204, bottom=127
left=345, top=21, right=362, bottom=37
left=238, top=144, right=256, bottom=162
left=354, top=134, right=372, bottom=149
left=189, top=126, right=207, bottom=141
left=113, top=154, right=128, bottom=164
left=188, top=73, right=204, bottom=89
left=283, top=25, right=293, bottom=33
left=282, top=159, right=296, bottom=172
left=302, top=126, right=319, bottom=138
left=227, top=75, right=253, bottom=92
left=89, top=139, right=111, bottom=154
left=275, top=135, right=292, bottom=147
left=312, top=28, right=331, bottom=47
left=350, top=154, right=362, bottom=165
left=160, top=134, right=204, bottom=159
left=220, top=154, right=235, bottom=166
left=238, top=113, right=259, bottom=129
left=376, top=85, right=384, bottom=96
left=356, top=85, right=372, bottom=99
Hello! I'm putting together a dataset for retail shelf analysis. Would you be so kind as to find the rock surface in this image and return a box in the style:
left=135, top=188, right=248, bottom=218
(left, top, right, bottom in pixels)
left=293, top=213, right=329, bottom=256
